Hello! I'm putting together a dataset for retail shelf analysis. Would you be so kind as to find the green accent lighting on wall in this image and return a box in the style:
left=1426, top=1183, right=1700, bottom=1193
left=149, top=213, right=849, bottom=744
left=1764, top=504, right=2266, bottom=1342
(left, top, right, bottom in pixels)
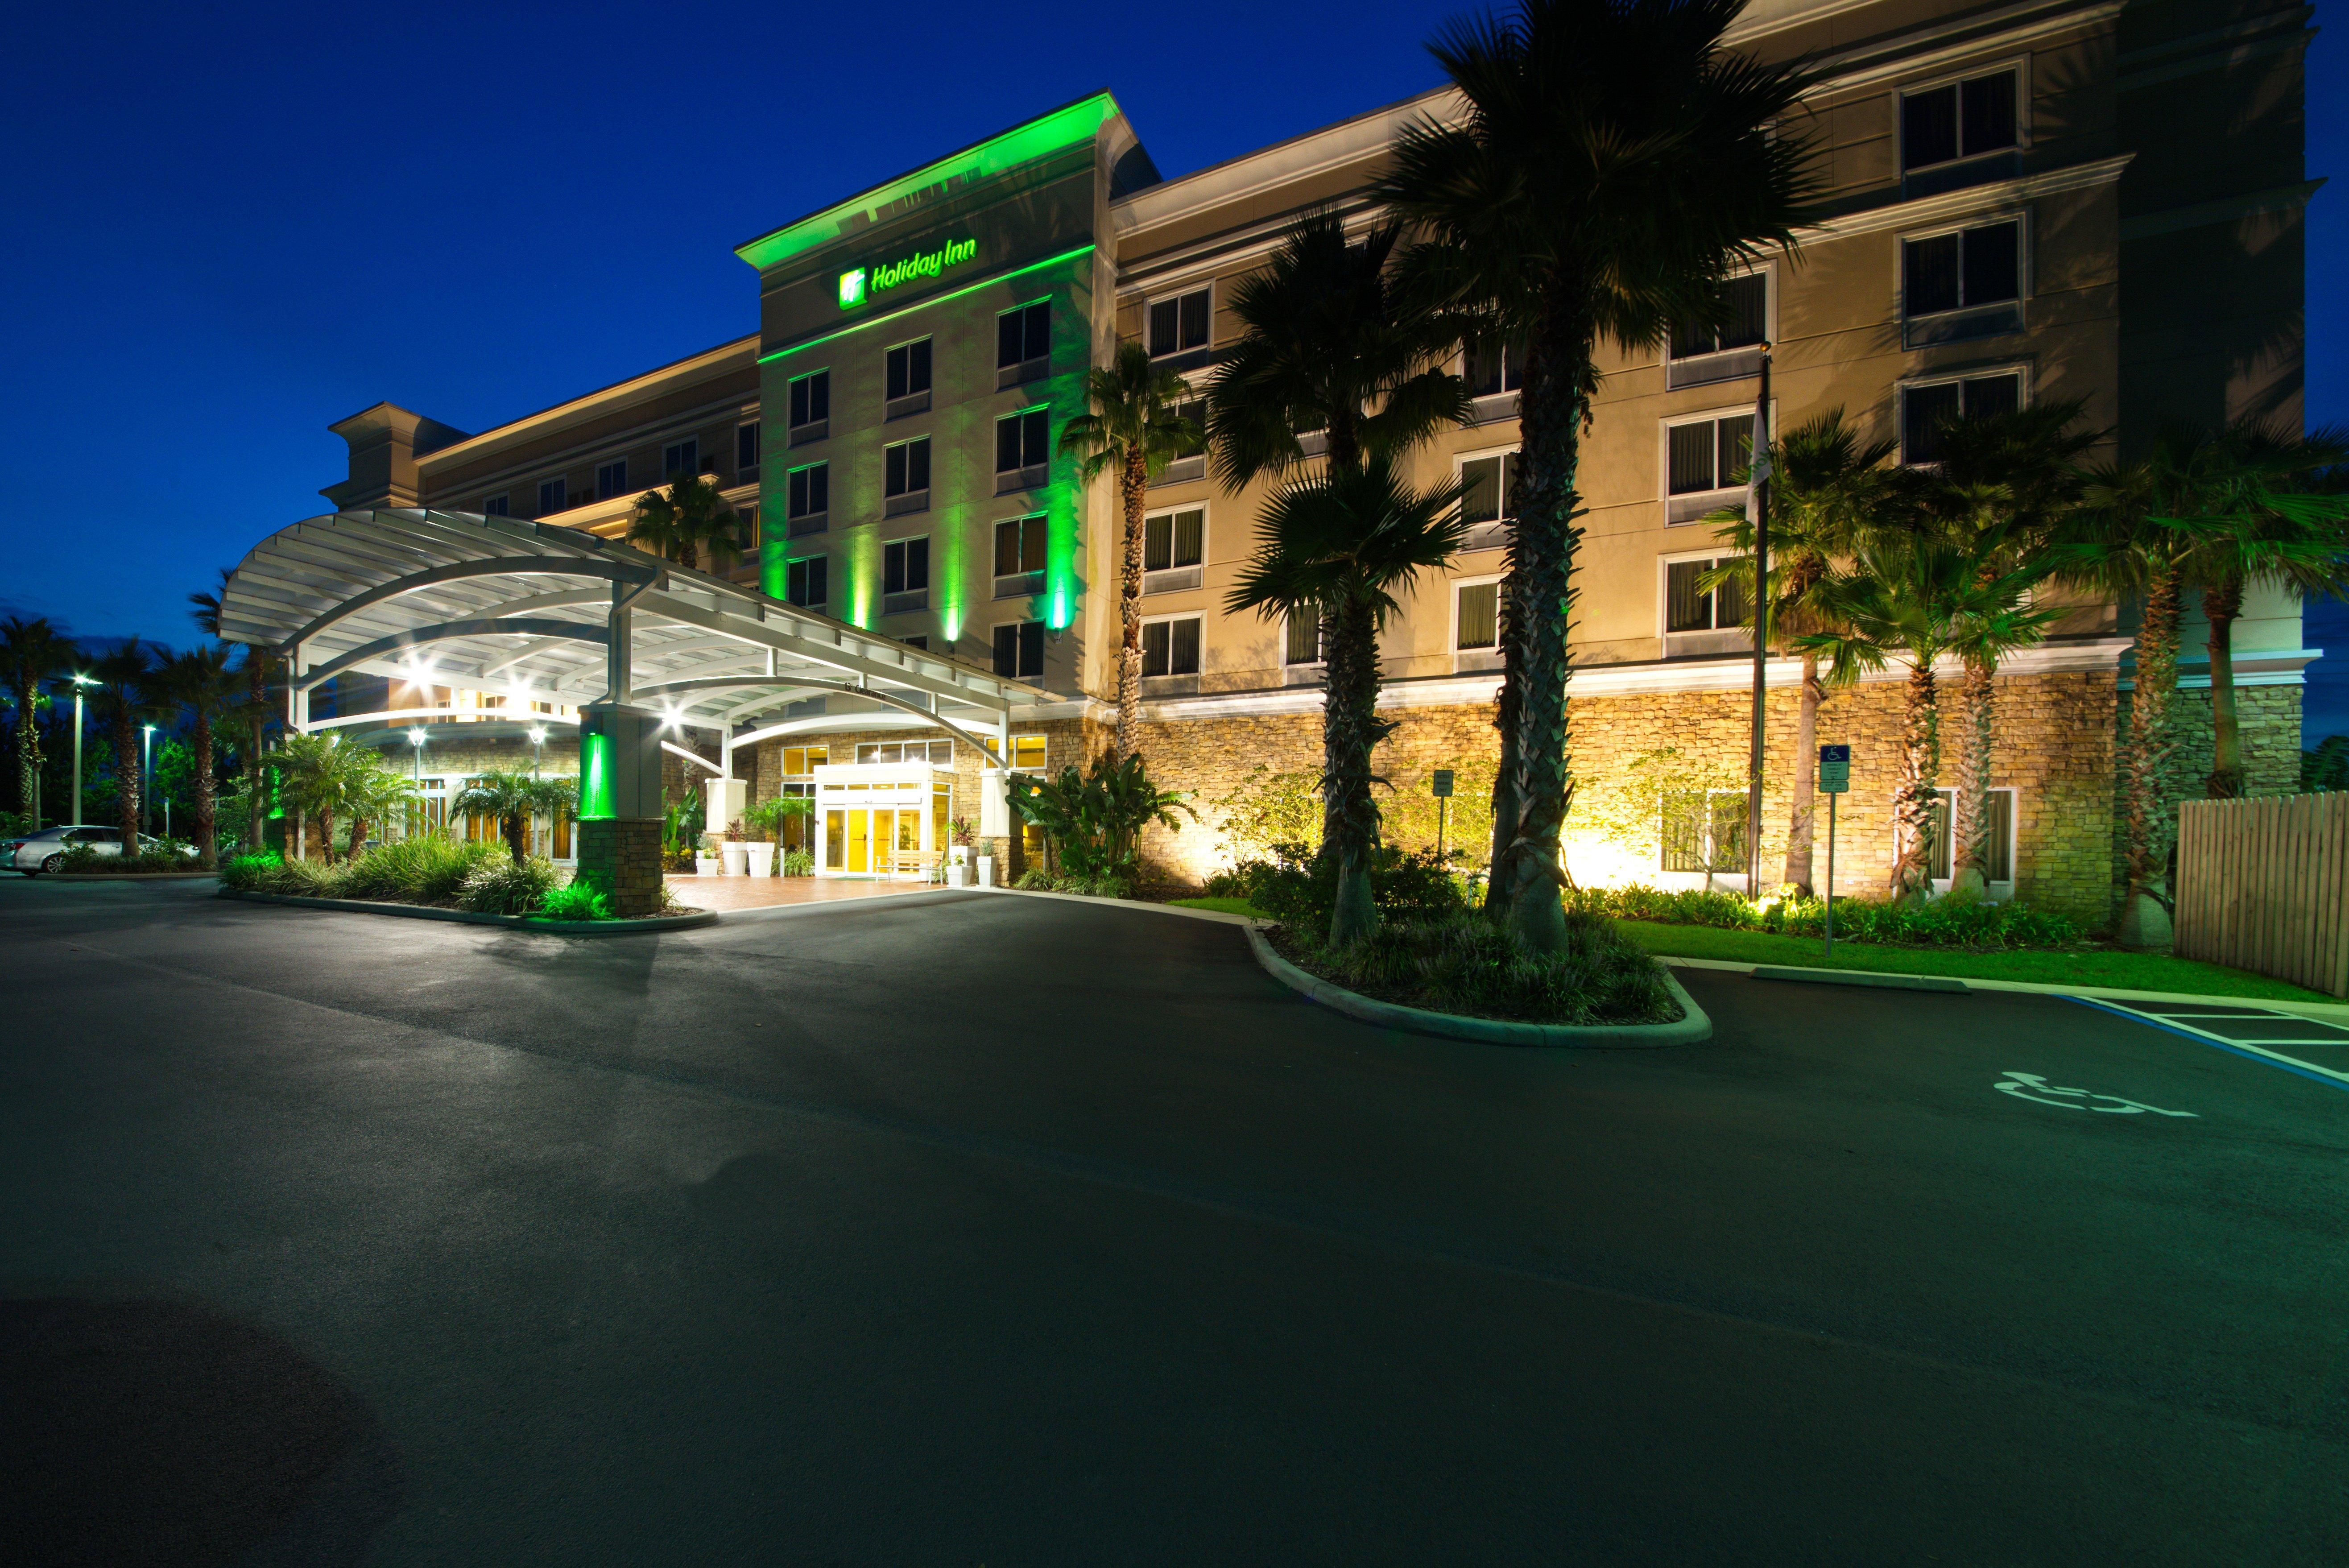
left=579, top=732, right=615, bottom=820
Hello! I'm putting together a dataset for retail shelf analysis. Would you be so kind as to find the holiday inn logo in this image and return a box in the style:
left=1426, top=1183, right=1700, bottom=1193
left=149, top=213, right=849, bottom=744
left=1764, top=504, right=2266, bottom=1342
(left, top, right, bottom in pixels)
left=837, top=237, right=977, bottom=309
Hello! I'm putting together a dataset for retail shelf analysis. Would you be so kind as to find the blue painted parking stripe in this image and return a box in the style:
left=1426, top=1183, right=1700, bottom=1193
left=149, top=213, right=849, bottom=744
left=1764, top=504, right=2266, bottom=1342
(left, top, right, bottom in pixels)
left=2068, top=997, right=2349, bottom=1093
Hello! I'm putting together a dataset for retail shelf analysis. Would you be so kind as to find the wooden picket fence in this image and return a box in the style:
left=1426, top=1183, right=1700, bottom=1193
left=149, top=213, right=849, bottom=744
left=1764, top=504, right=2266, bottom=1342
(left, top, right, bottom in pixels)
left=2174, top=793, right=2349, bottom=997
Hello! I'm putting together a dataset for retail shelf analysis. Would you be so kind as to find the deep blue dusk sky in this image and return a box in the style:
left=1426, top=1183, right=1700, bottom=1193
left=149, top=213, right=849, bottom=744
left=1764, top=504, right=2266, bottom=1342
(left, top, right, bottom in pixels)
left=3, top=2, right=2344, bottom=731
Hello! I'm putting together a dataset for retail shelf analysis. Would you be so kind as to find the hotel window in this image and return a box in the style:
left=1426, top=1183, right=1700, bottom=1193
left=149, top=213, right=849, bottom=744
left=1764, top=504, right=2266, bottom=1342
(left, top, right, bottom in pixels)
left=1664, top=555, right=1751, bottom=651
left=1456, top=580, right=1502, bottom=651
left=596, top=459, right=629, bottom=500
left=663, top=439, right=698, bottom=477
left=1007, top=735, right=1047, bottom=770
left=785, top=555, right=828, bottom=609
left=883, top=535, right=929, bottom=614
left=1667, top=273, right=1769, bottom=388
left=857, top=740, right=953, bottom=765
left=1142, top=506, right=1204, bottom=593
left=993, top=620, right=1045, bottom=680
left=537, top=478, right=567, bottom=516
left=1284, top=614, right=1323, bottom=667
left=1927, top=787, right=2018, bottom=884
left=781, top=745, right=828, bottom=777
left=1460, top=449, right=1519, bottom=548
left=1902, top=371, right=2023, bottom=465
left=1902, top=69, right=2019, bottom=174
left=1141, top=615, right=1201, bottom=678
left=1151, top=394, right=1209, bottom=485
left=1902, top=219, right=2023, bottom=346
left=997, top=300, right=1050, bottom=387
left=786, top=461, right=829, bottom=536
left=1148, top=285, right=1211, bottom=361
left=1464, top=335, right=1524, bottom=400
left=996, top=407, right=1050, bottom=492
left=736, top=421, right=760, bottom=481
left=884, top=437, right=930, bottom=515
left=481, top=494, right=510, bottom=517
left=788, top=370, right=829, bottom=443
left=739, top=504, right=760, bottom=551
left=1664, top=411, right=1753, bottom=524
left=1661, top=791, right=1749, bottom=877
left=902, top=634, right=929, bottom=651
left=885, top=338, right=932, bottom=419
left=993, top=514, right=1046, bottom=597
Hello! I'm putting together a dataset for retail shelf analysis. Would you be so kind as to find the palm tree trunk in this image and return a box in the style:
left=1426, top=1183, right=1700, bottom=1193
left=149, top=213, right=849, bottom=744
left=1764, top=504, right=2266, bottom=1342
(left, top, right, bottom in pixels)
left=1115, top=448, right=1148, bottom=761
left=1949, top=657, right=1995, bottom=895
left=1482, top=682, right=1518, bottom=914
left=1890, top=661, right=1938, bottom=902
left=2116, top=566, right=2182, bottom=949
left=348, top=815, right=370, bottom=861
left=1782, top=653, right=1821, bottom=894
left=315, top=807, right=334, bottom=865
left=193, top=714, right=217, bottom=868
left=1323, top=592, right=1392, bottom=947
left=506, top=814, right=527, bottom=866
left=14, top=679, right=38, bottom=824
left=113, top=710, right=141, bottom=856
left=2203, top=580, right=2245, bottom=797
left=1490, top=279, right=1596, bottom=953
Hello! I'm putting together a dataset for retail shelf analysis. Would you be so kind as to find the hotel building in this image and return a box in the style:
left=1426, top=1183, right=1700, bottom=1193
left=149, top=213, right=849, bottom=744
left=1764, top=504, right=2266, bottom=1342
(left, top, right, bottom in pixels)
left=310, top=0, right=2316, bottom=922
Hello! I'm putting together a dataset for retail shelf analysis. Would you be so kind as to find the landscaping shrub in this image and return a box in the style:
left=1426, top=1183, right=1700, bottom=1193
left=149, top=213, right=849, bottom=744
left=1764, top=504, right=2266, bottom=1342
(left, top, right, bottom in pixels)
left=782, top=849, right=815, bottom=877
left=1565, top=883, right=2079, bottom=950
left=1014, top=868, right=1133, bottom=898
left=1280, top=908, right=1679, bottom=1026
left=536, top=882, right=612, bottom=922
left=340, top=837, right=501, bottom=904
left=218, top=852, right=281, bottom=891
left=57, top=844, right=196, bottom=874
left=456, top=856, right=558, bottom=916
left=252, top=858, right=341, bottom=897
left=1224, top=842, right=1470, bottom=930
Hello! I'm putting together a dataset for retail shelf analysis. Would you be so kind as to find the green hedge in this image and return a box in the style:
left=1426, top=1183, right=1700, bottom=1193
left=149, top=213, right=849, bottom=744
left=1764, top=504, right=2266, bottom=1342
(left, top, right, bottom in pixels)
left=220, top=840, right=605, bottom=920
left=1563, top=883, right=2079, bottom=949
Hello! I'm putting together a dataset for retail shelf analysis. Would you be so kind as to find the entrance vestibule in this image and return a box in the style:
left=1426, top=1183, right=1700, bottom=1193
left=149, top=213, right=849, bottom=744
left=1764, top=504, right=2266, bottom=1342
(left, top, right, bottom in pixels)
left=813, top=762, right=952, bottom=877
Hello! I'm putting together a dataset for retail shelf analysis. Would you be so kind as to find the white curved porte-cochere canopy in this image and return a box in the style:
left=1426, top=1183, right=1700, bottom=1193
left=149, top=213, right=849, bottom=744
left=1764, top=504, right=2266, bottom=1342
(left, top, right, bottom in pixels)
left=216, top=509, right=1046, bottom=760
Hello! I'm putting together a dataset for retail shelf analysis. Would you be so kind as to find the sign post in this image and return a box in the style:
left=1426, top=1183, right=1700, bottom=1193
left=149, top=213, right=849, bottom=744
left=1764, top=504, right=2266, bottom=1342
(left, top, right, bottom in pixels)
left=1817, top=744, right=1850, bottom=957
left=1432, top=770, right=1454, bottom=865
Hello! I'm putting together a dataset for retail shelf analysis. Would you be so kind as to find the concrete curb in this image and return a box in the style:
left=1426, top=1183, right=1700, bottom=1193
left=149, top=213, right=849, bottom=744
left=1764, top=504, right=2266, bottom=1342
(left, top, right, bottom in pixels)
left=1656, top=952, right=2349, bottom=1020
left=976, top=885, right=1257, bottom=924
left=1244, top=925, right=1711, bottom=1048
left=216, top=887, right=717, bottom=936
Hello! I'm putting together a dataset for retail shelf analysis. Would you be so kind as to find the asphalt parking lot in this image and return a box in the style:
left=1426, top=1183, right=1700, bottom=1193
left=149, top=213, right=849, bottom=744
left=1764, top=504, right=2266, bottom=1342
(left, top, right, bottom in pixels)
left=3, top=878, right=2343, bottom=1565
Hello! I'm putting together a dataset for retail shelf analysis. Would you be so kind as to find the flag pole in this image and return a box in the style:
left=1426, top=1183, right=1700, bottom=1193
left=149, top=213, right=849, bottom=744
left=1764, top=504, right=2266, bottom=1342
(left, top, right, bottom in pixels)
left=1746, top=343, right=1773, bottom=895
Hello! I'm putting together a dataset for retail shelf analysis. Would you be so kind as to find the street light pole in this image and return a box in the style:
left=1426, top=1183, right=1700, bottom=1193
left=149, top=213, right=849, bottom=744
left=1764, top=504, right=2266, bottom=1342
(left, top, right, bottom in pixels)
left=142, top=723, right=155, bottom=840
left=70, top=674, right=96, bottom=827
left=409, top=729, right=427, bottom=839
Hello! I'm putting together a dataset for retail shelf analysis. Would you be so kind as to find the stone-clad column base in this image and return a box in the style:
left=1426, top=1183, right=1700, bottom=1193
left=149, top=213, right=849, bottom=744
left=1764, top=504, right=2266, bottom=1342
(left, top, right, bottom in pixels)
left=576, top=818, right=664, bottom=917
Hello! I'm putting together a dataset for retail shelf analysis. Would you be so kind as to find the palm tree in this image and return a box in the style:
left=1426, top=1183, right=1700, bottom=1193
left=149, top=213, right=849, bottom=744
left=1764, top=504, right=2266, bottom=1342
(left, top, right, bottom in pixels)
left=274, top=730, right=378, bottom=862
left=2171, top=422, right=2349, bottom=797
left=1207, top=208, right=1470, bottom=849
left=629, top=473, right=743, bottom=575
left=1058, top=341, right=1203, bottom=760
left=342, top=761, right=420, bottom=861
left=452, top=770, right=575, bottom=865
left=2, top=616, right=73, bottom=823
left=1924, top=402, right=2097, bottom=894
left=155, top=645, right=240, bottom=867
left=192, top=567, right=278, bottom=852
left=1378, top=0, right=1819, bottom=951
left=1802, top=534, right=2060, bottom=902
left=1701, top=411, right=1921, bottom=893
left=1228, top=461, right=1468, bottom=945
left=87, top=644, right=157, bottom=852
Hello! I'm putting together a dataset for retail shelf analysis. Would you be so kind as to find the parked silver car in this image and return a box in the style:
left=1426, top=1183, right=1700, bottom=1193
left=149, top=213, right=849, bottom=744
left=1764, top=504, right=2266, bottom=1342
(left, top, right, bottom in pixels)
left=6, top=826, right=190, bottom=874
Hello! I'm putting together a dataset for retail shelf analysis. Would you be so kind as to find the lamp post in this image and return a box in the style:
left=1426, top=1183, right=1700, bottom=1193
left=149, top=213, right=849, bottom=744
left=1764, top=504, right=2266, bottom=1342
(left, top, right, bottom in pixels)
left=141, top=723, right=155, bottom=840
left=529, top=725, right=546, bottom=770
left=70, top=674, right=97, bottom=827
left=409, top=728, right=427, bottom=838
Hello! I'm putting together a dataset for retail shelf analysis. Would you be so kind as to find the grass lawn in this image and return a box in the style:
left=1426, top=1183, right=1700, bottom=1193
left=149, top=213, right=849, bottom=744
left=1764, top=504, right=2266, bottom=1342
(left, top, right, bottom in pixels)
left=1617, top=920, right=2333, bottom=1001
left=1166, top=897, right=1266, bottom=917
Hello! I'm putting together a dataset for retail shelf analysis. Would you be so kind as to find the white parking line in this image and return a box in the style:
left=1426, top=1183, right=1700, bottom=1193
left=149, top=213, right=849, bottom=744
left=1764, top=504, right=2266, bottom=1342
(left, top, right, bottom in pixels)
left=2073, top=998, right=2349, bottom=1091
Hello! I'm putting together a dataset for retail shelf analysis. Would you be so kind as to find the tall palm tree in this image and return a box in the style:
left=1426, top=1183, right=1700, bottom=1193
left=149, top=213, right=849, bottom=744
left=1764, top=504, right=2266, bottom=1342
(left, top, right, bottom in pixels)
left=451, top=770, right=575, bottom=865
left=274, top=730, right=389, bottom=863
left=87, top=644, right=157, bottom=852
left=343, top=762, right=420, bottom=861
left=191, top=567, right=278, bottom=852
left=1924, top=402, right=2097, bottom=894
left=1378, top=0, right=1819, bottom=951
left=1058, top=341, right=1203, bottom=760
left=2, top=615, right=73, bottom=823
left=1207, top=208, right=1470, bottom=848
left=1228, top=462, right=1468, bottom=946
left=2172, top=422, right=2349, bottom=797
left=1701, top=411, right=1921, bottom=893
left=1802, top=534, right=2060, bottom=902
left=629, top=473, right=742, bottom=575
left=156, top=645, right=240, bottom=867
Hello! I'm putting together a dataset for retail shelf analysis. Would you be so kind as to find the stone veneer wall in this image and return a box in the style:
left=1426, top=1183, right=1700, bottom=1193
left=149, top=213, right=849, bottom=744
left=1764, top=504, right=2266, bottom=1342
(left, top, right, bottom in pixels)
left=379, top=733, right=571, bottom=779
left=575, top=818, right=663, bottom=916
left=1126, top=669, right=2129, bottom=928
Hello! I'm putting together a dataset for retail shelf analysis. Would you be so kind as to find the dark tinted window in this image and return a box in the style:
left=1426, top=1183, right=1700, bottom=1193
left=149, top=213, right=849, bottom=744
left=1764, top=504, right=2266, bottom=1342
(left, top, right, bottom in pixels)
left=1671, top=273, right=1769, bottom=359
left=786, top=556, right=827, bottom=607
left=884, top=537, right=929, bottom=594
left=997, top=302, right=1049, bottom=368
left=737, top=423, right=759, bottom=470
left=885, top=339, right=931, bottom=400
left=1903, top=71, right=2018, bottom=171
left=993, top=515, right=1047, bottom=575
left=1904, top=233, right=1961, bottom=315
left=1148, top=288, right=1211, bottom=357
left=996, top=409, right=1048, bottom=474
left=1961, top=221, right=2021, bottom=306
left=992, top=621, right=1044, bottom=679
left=884, top=439, right=930, bottom=497
left=538, top=478, right=567, bottom=515
left=787, top=463, right=827, bottom=518
left=789, top=371, right=829, bottom=428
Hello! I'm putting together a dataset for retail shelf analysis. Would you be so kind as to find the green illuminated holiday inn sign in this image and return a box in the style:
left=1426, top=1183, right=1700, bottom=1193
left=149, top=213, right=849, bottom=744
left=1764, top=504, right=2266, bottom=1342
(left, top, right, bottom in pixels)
left=838, top=237, right=977, bottom=309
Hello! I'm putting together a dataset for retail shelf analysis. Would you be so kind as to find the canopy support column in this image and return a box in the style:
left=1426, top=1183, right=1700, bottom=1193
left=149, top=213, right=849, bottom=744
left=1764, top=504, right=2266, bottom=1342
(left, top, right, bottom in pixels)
left=576, top=703, right=665, bottom=917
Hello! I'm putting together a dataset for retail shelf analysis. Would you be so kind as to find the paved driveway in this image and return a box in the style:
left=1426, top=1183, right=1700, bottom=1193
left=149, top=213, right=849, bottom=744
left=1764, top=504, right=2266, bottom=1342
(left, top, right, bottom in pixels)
left=2, top=879, right=2343, bottom=1565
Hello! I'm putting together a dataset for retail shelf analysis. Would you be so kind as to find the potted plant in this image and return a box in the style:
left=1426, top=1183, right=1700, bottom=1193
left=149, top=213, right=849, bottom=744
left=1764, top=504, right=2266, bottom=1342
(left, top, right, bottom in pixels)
left=720, top=817, right=749, bottom=875
left=975, top=836, right=997, bottom=889
left=949, top=817, right=976, bottom=885
left=694, top=836, right=721, bottom=877
left=744, top=794, right=810, bottom=877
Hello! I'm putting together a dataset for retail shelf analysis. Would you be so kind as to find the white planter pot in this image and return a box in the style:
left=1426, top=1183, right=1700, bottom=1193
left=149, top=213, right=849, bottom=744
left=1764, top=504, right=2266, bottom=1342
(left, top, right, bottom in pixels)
left=975, top=855, right=995, bottom=889
left=694, top=856, right=720, bottom=877
left=744, top=843, right=775, bottom=877
left=721, top=844, right=749, bottom=875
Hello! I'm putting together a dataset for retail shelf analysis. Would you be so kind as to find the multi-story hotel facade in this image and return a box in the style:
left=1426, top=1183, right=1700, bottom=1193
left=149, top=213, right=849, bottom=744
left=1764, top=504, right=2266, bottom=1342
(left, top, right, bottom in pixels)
left=314, top=0, right=2316, bottom=923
